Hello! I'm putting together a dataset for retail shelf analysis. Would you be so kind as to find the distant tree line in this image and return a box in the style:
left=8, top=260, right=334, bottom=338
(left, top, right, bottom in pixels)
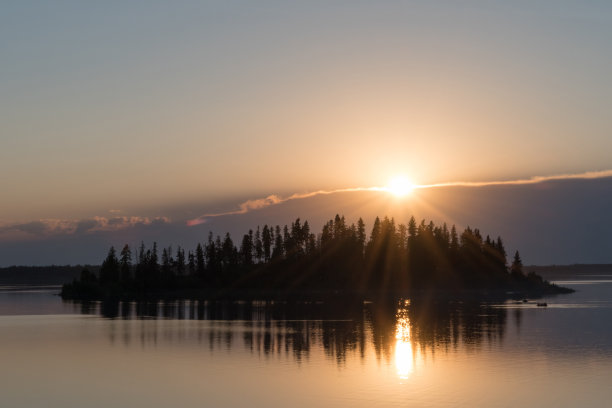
left=61, top=214, right=566, bottom=300
left=0, top=265, right=96, bottom=285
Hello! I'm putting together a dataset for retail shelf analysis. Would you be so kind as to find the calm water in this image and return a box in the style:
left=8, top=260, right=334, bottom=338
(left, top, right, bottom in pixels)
left=1, top=277, right=611, bottom=407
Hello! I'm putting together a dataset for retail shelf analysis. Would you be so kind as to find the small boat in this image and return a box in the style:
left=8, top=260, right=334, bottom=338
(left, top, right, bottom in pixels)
left=536, top=302, right=548, bottom=307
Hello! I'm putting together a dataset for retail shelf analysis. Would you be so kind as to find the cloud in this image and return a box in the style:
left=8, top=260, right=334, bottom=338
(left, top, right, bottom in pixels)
left=420, top=169, right=612, bottom=188
left=187, top=169, right=612, bottom=225
left=74, top=219, right=100, bottom=234
left=7, top=221, right=49, bottom=235
left=186, top=187, right=385, bottom=226
left=2, top=219, right=77, bottom=235
left=186, top=195, right=283, bottom=226
left=0, top=216, right=171, bottom=241
left=90, top=216, right=171, bottom=231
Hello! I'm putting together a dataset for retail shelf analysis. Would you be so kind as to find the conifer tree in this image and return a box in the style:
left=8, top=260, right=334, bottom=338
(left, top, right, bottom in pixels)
left=511, top=250, right=523, bottom=278
left=240, top=233, right=253, bottom=266
left=151, top=242, right=158, bottom=267
left=262, top=225, right=272, bottom=263
left=272, top=225, right=283, bottom=259
left=176, top=246, right=186, bottom=276
left=196, top=243, right=205, bottom=277
left=119, top=244, right=132, bottom=282
left=254, top=227, right=263, bottom=263
left=221, top=233, right=236, bottom=269
left=357, top=218, right=366, bottom=256
left=407, top=216, right=417, bottom=241
left=161, top=248, right=172, bottom=278
left=100, top=246, right=120, bottom=285
left=187, top=250, right=195, bottom=276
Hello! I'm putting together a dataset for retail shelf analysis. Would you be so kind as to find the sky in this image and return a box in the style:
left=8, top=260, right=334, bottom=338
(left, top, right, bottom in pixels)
left=1, top=1, right=612, bottom=265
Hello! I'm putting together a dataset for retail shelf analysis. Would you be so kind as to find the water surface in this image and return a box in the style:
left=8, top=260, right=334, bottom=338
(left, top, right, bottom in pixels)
left=1, top=277, right=611, bottom=407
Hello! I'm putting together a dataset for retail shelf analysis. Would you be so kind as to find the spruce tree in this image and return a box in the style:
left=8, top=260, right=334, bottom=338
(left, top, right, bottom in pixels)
left=196, top=243, right=205, bottom=277
left=119, top=244, right=132, bottom=282
left=511, top=250, right=523, bottom=278
left=262, top=225, right=272, bottom=262
left=187, top=251, right=195, bottom=276
left=254, top=227, right=263, bottom=263
left=100, top=246, right=120, bottom=285
left=176, top=246, right=186, bottom=276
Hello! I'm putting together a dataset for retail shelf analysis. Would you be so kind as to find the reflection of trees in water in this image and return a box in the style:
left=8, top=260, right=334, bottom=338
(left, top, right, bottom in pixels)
left=67, top=298, right=513, bottom=364
left=369, top=299, right=508, bottom=363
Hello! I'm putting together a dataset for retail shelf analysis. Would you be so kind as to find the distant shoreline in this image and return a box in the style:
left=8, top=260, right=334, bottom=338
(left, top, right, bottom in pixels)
left=525, top=264, right=612, bottom=281
left=0, top=265, right=97, bottom=285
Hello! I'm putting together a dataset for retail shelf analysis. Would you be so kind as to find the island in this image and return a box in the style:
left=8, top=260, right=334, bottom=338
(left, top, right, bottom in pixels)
left=61, top=214, right=573, bottom=300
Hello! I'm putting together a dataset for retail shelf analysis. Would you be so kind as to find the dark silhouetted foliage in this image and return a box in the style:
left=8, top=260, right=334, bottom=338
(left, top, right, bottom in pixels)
left=61, top=214, right=571, bottom=300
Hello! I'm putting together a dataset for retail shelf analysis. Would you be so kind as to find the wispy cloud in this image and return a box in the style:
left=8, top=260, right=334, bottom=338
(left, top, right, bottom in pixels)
left=186, top=187, right=386, bottom=226
left=418, top=169, right=612, bottom=188
left=187, top=169, right=612, bottom=225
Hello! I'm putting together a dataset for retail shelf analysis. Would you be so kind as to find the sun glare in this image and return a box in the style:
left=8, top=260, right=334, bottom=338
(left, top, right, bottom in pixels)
left=386, top=176, right=415, bottom=197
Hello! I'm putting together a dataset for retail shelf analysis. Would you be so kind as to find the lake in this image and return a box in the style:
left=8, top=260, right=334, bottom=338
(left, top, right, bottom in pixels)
left=1, top=275, right=611, bottom=407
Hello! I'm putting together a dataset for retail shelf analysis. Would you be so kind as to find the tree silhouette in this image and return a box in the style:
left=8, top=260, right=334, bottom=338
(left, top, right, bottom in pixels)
left=62, top=214, right=571, bottom=300
left=176, top=246, right=186, bottom=276
left=187, top=250, right=195, bottom=275
left=119, top=244, right=132, bottom=283
left=99, top=246, right=120, bottom=285
left=511, top=250, right=523, bottom=279
left=262, top=225, right=272, bottom=263
left=254, top=226, right=263, bottom=263
left=196, top=243, right=205, bottom=278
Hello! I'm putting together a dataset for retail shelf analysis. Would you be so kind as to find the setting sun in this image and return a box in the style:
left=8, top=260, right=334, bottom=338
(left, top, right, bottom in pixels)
left=386, top=176, right=415, bottom=197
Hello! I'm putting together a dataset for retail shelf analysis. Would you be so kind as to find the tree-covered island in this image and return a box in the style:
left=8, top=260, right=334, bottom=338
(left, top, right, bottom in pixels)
left=61, top=214, right=573, bottom=300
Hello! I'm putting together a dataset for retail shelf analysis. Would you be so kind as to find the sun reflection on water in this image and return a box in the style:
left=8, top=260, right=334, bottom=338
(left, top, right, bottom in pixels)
left=395, top=302, right=414, bottom=379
